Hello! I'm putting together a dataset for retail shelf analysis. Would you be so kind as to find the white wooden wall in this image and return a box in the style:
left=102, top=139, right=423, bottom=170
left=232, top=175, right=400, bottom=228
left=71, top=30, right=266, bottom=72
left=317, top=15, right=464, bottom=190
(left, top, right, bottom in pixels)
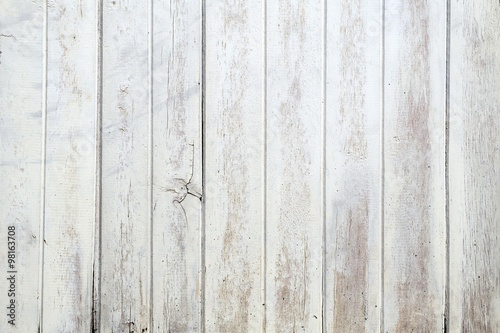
left=0, top=0, right=499, bottom=332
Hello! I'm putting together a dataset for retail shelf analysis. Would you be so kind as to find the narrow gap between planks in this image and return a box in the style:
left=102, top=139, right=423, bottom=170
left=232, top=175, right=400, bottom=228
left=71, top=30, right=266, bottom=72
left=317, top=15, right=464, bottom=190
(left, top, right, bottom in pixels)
left=444, top=0, right=452, bottom=330
left=148, top=0, right=154, bottom=329
left=91, top=0, right=105, bottom=331
left=200, top=0, right=207, bottom=331
left=38, top=0, right=49, bottom=331
left=261, top=0, right=268, bottom=332
left=379, top=0, right=386, bottom=331
left=321, top=0, right=328, bottom=331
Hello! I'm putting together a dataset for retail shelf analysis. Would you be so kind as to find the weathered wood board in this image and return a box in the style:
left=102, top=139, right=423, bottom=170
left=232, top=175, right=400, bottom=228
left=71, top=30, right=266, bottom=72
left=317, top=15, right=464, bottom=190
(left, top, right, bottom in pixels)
left=383, top=1, right=447, bottom=331
left=42, top=0, right=98, bottom=331
left=449, top=1, right=500, bottom=332
left=325, top=0, right=382, bottom=331
left=99, top=0, right=151, bottom=331
left=0, top=0, right=498, bottom=332
left=0, top=1, right=43, bottom=332
left=204, top=1, right=263, bottom=332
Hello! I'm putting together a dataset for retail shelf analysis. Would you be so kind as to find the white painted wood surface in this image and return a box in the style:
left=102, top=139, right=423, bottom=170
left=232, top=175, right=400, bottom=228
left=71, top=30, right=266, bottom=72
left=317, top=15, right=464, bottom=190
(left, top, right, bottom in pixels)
left=325, top=0, right=382, bottom=331
left=0, top=1, right=43, bottom=332
left=151, top=0, right=202, bottom=331
left=204, top=1, right=263, bottom=332
left=449, top=1, right=500, bottom=332
left=100, top=0, right=151, bottom=331
left=1, top=0, right=499, bottom=332
left=383, top=1, right=447, bottom=331
left=265, top=2, right=324, bottom=332
left=42, top=0, right=98, bottom=331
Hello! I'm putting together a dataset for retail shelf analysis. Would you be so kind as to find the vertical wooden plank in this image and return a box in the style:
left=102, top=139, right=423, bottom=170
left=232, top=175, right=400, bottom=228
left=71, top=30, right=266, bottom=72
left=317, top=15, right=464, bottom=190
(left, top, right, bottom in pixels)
left=324, top=0, right=382, bottom=331
left=383, top=0, right=446, bottom=331
left=40, top=0, right=97, bottom=331
left=0, top=1, right=43, bottom=331
left=204, top=0, right=264, bottom=331
left=449, top=1, right=500, bottom=331
left=151, top=0, right=202, bottom=331
left=265, top=1, right=323, bottom=332
left=100, top=0, right=151, bottom=331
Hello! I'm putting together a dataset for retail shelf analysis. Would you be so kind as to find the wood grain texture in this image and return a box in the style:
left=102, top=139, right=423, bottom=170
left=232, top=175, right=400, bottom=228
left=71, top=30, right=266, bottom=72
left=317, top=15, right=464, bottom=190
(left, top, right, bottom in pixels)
left=324, top=0, right=382, bottom=331
left=383, top=0, right=446, bottom=331
left=204, top=1, right=264, bottom=331
left=0, top=1, right=43, bottom=331
left=449, top=1, right=500, bottom=332
left=151, top=0, right=202, bottom=331
left=100, top=0, right=151, bottom=331
left=265, top=1, right=323, bottom=332
left=41, top=1, right=97, bottom=331
left=2, top=1, right=500, bottom=331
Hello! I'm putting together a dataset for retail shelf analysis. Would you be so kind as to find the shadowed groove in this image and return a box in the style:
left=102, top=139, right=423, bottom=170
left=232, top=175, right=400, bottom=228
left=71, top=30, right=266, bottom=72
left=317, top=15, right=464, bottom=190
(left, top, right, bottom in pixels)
left=92, top=0, right=104, bottom=330
left=148, top=0, right=154, bottom=329
left=200, top=0, right=207, bottom=331
left=261, top=0, right=268, bottom=331
left=444, top=0, right=451, bottom=329
left=321, top=0, right=327, bottom=331
left=380, top=0, right=386, bottom=330
left=38, top=0, right=48, bottom=331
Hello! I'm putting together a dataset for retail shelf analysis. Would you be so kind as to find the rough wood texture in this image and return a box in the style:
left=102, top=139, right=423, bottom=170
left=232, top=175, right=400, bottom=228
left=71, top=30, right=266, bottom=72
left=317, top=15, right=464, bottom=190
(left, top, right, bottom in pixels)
left=0, top=1, right=43, bottom=331
left=383, top=0, right=446, bottom=331
left=99, top=0, right=151, bottom=331
left=151, top=0, right=202, bottom=331
left=449, top=1, right=500, bottom=332
left=204, top=1, right=264, bottom=331
left=2, top=0, right=500, bottom=332
left=265, top=1, right=323, bottom=332
left=325, top=0, right=382, bottom=331
left=41, top=0, right=97, bottom=331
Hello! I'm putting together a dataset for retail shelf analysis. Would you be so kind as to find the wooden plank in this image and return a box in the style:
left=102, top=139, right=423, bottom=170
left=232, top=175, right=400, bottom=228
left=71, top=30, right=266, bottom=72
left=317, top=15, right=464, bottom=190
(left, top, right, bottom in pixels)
left=324, top=0, right=382, bottom=331
left=40, top=1, right=97, bottom=331
left=265, top=1, right=323, bottom=332
left=0, top=1, right=43, bottom=331
left=151, top=0, right=202, bottom=331
left=449, top=1, right=500, bottom=331
left=100, top=0, right=151, bottom=331
left=383, top=0, right=446, bottom=331
left=204, top=1, right=264, bottom=331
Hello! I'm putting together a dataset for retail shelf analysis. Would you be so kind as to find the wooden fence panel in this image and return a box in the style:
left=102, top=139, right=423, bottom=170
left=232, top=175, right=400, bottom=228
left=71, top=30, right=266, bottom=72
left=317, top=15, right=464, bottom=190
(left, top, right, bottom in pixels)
left=1, top=0, right=499, bottom=332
